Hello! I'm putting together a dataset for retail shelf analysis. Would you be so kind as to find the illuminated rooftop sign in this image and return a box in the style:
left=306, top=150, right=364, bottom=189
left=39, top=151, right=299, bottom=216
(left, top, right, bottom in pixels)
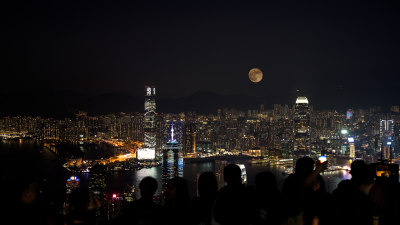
left=296, top=96, right=309, bottom=104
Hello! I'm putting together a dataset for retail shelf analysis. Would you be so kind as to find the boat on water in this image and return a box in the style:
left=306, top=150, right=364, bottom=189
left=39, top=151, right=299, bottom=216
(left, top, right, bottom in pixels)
left=281, top=165, right=349, bottom=175
left=249, top=158, right=270, bottom=165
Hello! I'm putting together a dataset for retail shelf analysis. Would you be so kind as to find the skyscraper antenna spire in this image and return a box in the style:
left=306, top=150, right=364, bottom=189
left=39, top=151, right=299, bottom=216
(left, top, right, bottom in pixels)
left=171, top=123, right=175, bottom=142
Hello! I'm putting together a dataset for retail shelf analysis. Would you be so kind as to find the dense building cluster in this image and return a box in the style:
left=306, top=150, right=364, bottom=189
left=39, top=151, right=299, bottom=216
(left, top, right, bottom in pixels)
left=1, top=102, right=399, bottom=164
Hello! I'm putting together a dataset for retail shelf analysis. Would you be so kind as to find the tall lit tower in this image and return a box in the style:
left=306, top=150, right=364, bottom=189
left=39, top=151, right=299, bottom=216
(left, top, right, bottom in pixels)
left=137, top=85, right=157, bottom=160
left=380, top=117, right=394, bottom=161
left=161, top=124, right=183, bottom=194
left=346, top=109, right=353, bottom=120
left=348, top=137, right=355, bottom=159
left=293, top=96, right=311, bottom=165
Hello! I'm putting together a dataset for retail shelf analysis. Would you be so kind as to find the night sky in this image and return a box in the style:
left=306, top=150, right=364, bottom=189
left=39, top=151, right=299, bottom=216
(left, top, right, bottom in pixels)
left=2, top=0, right=400, bottom=112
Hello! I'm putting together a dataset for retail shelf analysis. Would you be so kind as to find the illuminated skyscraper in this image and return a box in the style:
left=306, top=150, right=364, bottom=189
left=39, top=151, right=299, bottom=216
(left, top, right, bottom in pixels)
left=380, top=117, right=394, bottom=160
left=346, top=109, right=353, bottom=120
left=161, top=124, right=183, bottom=194
left=293, top=96, right=311, bottom=165
left=138, top=85, right=157, bottom=160
left=380, top=118, right=394, bottom=137
left=144, top=85, right=156, bottom=148
left=348, top=137, right=355, bottom=159
left=183, top=122, right=196, bottom=155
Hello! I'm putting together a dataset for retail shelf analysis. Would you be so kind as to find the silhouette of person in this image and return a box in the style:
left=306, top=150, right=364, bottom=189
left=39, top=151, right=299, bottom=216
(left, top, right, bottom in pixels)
left=282, top=157, right=327, bottom=225
left=303, top=173, right=334, bottom=225
left=333, top=160, right=375, bottom=225
left=190, top=172, right=218, bottom=225
left=369, top=165, right=400, bottom=225
left=253, top=171, right=282, bottom=225
left=212, top=164, right=251, bottom=225
left=163, top=177, right=191, bottom=225
left=121, top=176, right=161, bottom=225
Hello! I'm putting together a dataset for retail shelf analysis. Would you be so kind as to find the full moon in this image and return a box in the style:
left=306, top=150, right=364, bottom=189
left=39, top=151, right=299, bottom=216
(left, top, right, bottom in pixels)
left=248, top=68, right=263, bottom=83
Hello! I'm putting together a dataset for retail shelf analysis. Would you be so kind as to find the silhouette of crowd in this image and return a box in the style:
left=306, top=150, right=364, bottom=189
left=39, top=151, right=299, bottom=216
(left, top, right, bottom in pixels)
left=3, top=157, right=400, bottom=225
left=116, top=157, right=400, bottom=225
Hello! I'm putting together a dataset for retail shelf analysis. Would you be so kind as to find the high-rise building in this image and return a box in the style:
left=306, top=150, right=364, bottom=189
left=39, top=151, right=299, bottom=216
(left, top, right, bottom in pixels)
left=88, top=164, right=107, bottom=221
left=293, top=97, right=311, bottom=165
left=144, top=85, right=156, bottom=148
left=348, top=137, right=355, bottom=159
left=138, top=85, right=157, bottom=160
left=161, top=124, right=183, bottom=194
left=380, top=117, right=394, bottom=160
left=130, top=114, right=144, bottom=142
left=183, top=122, right=196, bottom=155
left=380, top=119, right=394, bottom=136
left=280, top=139, right=291, bottom=158
left=346, top=109, right=353, bottom=120
left=41, top=120, right=60, bottom=141
left=164, top=120, right=183, bottom=144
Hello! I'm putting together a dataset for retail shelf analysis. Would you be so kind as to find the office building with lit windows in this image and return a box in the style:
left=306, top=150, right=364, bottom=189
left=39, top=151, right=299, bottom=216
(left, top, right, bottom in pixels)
left=138, top=85, right=157, bottom=160
left=380, top=117, right=394, bottom=160
left=293, top=96, right=311, bottom=165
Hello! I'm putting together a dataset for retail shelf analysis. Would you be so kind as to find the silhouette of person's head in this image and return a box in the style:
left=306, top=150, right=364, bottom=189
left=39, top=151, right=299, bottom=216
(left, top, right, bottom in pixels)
left=255, top=171, right=277, bottom=193
left=139, top=176, right=158, bottom=199
left=166, top=177, right=190, bottom=208
left=350, top=160, right=367, bottom=180
left=350, top=161, right=375, bottom=189
left=224, top=164, right=242, bottom=186
left=295, top=157, right=315, bottom=176
left=198, top=172, right=218, bottom=199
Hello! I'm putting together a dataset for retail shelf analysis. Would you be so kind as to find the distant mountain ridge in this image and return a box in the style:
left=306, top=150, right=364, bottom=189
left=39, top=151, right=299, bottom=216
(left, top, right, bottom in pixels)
left=1, top=89, right=288, bottom=117
left=158, top=91, right=291, bottom=114
left=1, top=88, right=397, bottom=117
